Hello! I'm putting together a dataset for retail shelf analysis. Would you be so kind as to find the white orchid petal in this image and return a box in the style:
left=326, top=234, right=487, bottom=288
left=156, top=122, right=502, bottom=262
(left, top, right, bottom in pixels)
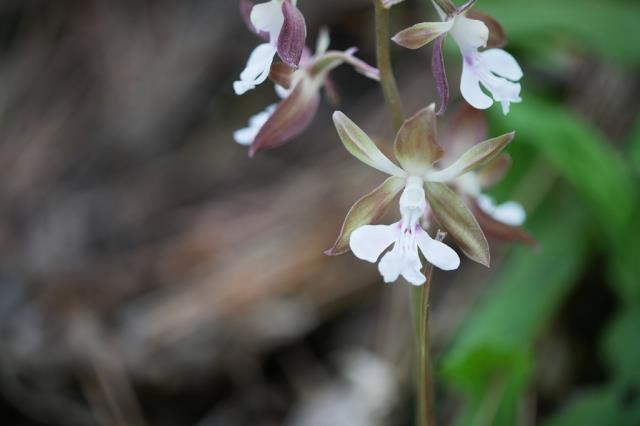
left=378, top=249, right=402, bottom=283
left=401, top=250, right=427, bottom=285
left=492, top=201, right=526, bottom=226
left=250, top=0, right=285, bottom=43
left=350, top=223, right=398, bottom=263
left=233, top=128, right=257, bottom=146
left=233, top=104, right=277, bottom=145
left=416, top=228, right=461, bottom=271
left=480, top=48, right=523, bottom=81
left=234, top=43, right=278, bottom=95
left=450, top=15, right=488, bottom=51
left=460, top=58, right=493, bottom=110
left=477, top=194, right=526, bottom=226
left=275, top=83, right=292, bottom=99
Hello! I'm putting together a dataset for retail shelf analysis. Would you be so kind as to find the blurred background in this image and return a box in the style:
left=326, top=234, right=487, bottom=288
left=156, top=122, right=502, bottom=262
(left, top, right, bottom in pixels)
left=0, top=0, right=638, bottom=425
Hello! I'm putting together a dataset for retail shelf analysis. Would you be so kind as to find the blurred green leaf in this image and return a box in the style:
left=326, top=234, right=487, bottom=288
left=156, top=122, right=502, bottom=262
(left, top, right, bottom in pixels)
left=602, top=309, right=640, bottom=384
left=609, top=122, right=640, bottom=305
left=441, top=193, right=590, bottom=425
left=543, top=386, right=640, bottom=426
left=490, top=94, right=635, bottom=241
left=479, top=0, right=640, bottom=65
left=629, top=118, right=640, bottom=175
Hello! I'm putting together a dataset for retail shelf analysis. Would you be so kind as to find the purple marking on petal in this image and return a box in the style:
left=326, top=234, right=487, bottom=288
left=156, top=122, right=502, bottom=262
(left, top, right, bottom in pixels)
left=277, top=0, right=307, bottom=68
left=432, top=34, right=449, bottom=116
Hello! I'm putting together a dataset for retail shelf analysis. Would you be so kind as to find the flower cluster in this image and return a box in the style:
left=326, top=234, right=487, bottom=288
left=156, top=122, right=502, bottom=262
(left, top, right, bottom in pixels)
left=234, top=3, right=379, bottom=156
left=234, top=0, right=533, bottom=285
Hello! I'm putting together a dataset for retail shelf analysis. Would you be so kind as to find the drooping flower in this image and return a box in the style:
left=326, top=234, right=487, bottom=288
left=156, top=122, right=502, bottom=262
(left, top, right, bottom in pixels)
left=440, top=105, right=536, bottom=245
left=234, top=30, right=380, bottom=156
left=392, top=0, right=522, bottom=115
left=326, top=105, right=516, bottom=284
left=234, top=0, right=307, bottom=95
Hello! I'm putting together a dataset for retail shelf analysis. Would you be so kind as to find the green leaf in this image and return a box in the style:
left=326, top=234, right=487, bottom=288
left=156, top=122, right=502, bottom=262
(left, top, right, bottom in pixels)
left=602, top=309, right=640, bottom=384
left=490, top=94, right=635, bottom=242
left=440, top=194, right=590, bottom=423
left=425, top=182, right=490, bottom=266
left=543, top=386, right=640, bottom=426
left=478, top=0, right=640, bottom=65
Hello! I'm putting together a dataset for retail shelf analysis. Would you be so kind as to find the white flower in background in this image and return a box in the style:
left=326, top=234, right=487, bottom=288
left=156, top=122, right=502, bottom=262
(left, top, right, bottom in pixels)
left=392, top=0, right=523, bottom=114
left=233, top=104, right=277, bottom=145
left=234, top=0, right=306, bottom=95
left=476, top=194, right=525, bottom=226
left=437, top=105, right=535, bottom=246
left=456, top=172, right=525, bottom=227
left=350, top=179, right=459, bottom=285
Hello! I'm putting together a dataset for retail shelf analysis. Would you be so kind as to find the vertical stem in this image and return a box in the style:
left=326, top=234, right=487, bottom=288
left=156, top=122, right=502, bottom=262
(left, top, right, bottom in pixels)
left=413, top=230, right=440, bottom=426
left=372, top=2, right=435, bottom=425
left=372, top=0, right=404, bottom=131
left=413, top=267, right=435, bottom=426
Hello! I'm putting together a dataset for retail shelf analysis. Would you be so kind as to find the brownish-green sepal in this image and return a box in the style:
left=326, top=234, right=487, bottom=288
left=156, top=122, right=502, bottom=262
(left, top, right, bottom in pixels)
left=477, top=154, right=511, bottom=188
left=392, top=22, right=453, bottom=50
left=394, top=104, right=443, bottom=175
left=469, top=197, right=538, bottom=248
left=333, top=111, right=405, bottom=176
left=325, top=176, right=405, bottom=256
left=425, top=182, right=490, bottom=266
left=269, top=63, right=295, bottom=89
left=432, top=0, right=456, bottom=16
left=427, top=131, right=515, bottom=182
left=250, top=78, right=320, bottom=156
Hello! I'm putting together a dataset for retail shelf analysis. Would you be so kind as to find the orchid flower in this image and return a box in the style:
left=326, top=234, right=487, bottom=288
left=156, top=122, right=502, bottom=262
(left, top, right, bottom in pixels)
left=392, top=0, right=522, bottom=115
left=234, top=0, right=307, bottom=95
left=441, top=105, right=536, bottom=245
left=234, top=30, right=380, bottom=156
left=326, top=105, right=516, bottom=284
